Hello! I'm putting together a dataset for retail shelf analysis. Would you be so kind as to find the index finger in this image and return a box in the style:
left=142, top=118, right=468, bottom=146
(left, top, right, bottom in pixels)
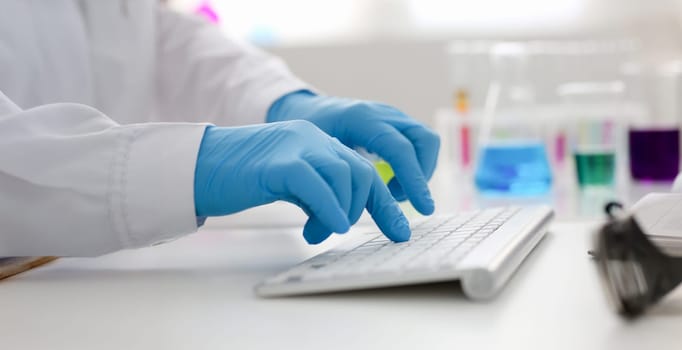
left=366, top=173, right=411, bottom=242
left=402, top=125, right=440, bottom=181
left=363, top=123, right=435, bottom=215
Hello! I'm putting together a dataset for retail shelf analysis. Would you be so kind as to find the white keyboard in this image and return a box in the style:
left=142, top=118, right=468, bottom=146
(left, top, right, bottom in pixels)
left=256, top=205, right=553, bottom=300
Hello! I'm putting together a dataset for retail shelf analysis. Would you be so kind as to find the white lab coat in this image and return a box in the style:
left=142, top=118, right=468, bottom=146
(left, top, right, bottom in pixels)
left=0, top=0, right=307, bottom=257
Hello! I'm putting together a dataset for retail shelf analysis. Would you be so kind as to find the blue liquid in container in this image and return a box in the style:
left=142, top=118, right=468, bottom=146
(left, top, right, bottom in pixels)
left=474, top=141, right=552, bottom=195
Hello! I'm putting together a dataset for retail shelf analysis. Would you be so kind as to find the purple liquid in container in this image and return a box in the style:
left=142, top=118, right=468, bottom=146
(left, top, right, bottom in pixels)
left=628, top=128, right=680, bottom=181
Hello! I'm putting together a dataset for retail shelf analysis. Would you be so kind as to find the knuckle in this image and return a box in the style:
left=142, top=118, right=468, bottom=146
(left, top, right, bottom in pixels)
left=347, top=100, right=370, bottom=111
left=327, top=158, right=351, bottom=176
left=282, top=159, right=309, bottom=175
left=366, top=130, right=397, bottom=149
left=426, top=128, right=441, bottom=146
left=346, top=101, right=376, bottom=118
left=282, top=119, right=321, bottom=138
left=390, top=136, right=414, bottom=154
left=409, top=124, right=440, bottom=142
left=290, top=119, right=318, bottom=132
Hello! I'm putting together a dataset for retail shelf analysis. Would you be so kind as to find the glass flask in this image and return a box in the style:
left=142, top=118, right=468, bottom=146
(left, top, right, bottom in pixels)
left=629, top=127, right=679, bottom=181
left=627, top=61, right=682, bottom=182
left=474, top=42, right=552, bottom=195
left=557, top=81, right=627, bottom=189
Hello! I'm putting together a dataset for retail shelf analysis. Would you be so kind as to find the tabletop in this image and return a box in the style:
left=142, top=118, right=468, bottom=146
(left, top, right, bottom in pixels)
left=1, top=219, right=681, bottom=350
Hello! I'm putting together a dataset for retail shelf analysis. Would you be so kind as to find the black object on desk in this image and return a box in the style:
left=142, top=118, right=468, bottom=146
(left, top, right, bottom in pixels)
left=592, top=202, right=682, bottom=318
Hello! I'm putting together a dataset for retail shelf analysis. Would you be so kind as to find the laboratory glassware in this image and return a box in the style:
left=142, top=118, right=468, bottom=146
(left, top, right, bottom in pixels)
left=628, top=61, right=682, bottom=182
left=629, top=128, right=680, bottom=181
left=474, top=42, right=552, bottom=195
left=557, top=81, right=626, bottom=188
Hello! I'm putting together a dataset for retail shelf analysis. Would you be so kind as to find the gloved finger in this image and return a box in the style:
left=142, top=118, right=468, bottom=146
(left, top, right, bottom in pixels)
left=384, top=124, right=439, bottom=202
left=303, top=217, right=332, bottom=244
left=387, top=178, right=408, bottom=201
left=401, top=125, right=440, bottom=181
left=289, top=200, right=333, bottom=244
left=304, top=148, right=353, bottom=217
left=304, top=142, right=376, bottom=245
left=361, top=123, right=435, bottom=215
left=300, top=146, right=353, bottom=245
left=303, top=217, right=333, bottom=244
left=285, top=161, right=351, bottom=234
left=366, top=173, right=411, bottom=242
left=330, top=140, right=374, bottom=225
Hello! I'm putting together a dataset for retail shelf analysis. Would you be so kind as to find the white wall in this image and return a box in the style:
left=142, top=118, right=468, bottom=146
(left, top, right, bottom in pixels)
left=267, top=1, right=682, bottom=126
left=168, top=0, right=682, bottom=125
left=269, top=41, right=451, bottom=127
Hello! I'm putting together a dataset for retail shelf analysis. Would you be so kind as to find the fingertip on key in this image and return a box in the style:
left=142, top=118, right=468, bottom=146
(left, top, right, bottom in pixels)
left=390, top=214, right=412, bottom=243
left=337, top=220, right=351, bottom=234
left=332, top=209, right=351, bottom=234
left=303, top=219, right=335, bottom=244
left=303, top=230, right=324, bottom=245
left=413, top=194, right=435, bottom=216
left=423, top=197, right=435, bottom=215
left=305, top=237, right=324, bottom=245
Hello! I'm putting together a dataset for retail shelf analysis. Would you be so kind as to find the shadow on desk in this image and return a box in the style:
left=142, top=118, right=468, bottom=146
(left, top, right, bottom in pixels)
left=279, top=281, right=466, bottom=301
left=647, top=291, right=682, bottom=317
left=15, top=266, right=468, bottom=303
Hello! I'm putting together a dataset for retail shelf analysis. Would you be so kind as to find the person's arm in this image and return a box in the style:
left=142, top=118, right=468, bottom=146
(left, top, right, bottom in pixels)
left=155, top=6, right=309, bottom=126
left=0, top=90, right=206, bottom=257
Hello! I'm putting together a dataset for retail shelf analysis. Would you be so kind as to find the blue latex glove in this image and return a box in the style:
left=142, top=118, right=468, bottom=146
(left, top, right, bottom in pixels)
left=267, top=91, right=440, bottom=216
left=194, top=122, right=411, bottom=244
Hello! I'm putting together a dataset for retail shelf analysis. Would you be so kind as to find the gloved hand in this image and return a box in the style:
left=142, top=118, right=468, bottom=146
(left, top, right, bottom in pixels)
left=267, top=91, right=440, bottom=216
left=194, top=121, right=411, bottom=244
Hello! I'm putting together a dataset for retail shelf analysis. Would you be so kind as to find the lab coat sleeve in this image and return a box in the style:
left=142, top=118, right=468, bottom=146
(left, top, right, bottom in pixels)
left=0, top=90, right=207, bottom=257
left=156, top=7, right=310, bottom=126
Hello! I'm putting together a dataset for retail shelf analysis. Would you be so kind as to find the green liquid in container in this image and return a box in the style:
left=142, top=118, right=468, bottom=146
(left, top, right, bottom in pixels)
left=574, top=150, right=615, bottom=187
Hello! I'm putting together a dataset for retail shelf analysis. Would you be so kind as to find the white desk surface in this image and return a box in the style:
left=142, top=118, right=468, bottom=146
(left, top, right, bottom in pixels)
left=1, top=220, right=681, bottom=350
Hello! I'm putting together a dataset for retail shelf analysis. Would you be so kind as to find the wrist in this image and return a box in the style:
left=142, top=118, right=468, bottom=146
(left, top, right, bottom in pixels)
left=266, top=89, right=317, bottom=123
left=194, top=125, right=219, bottom=217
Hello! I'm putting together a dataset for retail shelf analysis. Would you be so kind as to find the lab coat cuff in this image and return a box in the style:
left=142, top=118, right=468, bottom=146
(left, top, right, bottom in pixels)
left=251, top=77, right=313, bottom=124
left=119, top=123, right=209, bottom=248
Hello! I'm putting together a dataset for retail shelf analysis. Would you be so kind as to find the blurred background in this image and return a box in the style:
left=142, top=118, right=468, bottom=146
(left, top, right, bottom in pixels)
left=169, top=0, right=682, bottom=222
left=167, top=0, right=682, bottom=123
